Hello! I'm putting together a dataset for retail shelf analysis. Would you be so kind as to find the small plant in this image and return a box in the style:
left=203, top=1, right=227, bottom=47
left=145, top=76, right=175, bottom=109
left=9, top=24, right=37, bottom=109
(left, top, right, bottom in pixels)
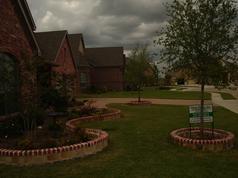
left=71, top=100, right=97, bottom=117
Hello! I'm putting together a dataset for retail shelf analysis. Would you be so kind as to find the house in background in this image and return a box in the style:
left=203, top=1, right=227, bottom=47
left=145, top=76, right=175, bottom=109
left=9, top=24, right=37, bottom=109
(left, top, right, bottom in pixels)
left=0, top=0, right=41, bottom=117
left=69, top=34, right=91, bottom=90
left=69, top=35, right=126, bottom=91
left=86, top=47, right=125, bottom=91
left=35, top=30, right=80, bottom=97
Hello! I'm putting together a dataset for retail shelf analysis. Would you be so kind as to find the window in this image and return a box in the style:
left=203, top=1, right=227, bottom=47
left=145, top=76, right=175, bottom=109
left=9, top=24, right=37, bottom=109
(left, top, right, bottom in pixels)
left=0, top=53, right=19, bottom=116
left=80, top=72, right=88, bottom=87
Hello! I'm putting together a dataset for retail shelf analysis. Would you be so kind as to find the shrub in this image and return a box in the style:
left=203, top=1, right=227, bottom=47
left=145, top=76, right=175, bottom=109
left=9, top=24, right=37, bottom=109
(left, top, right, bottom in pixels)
left=40, top=88, right=68, bottom=112
left=0, top=115, right=24, bottom=138
left=21, top=105, right=46, bottom=131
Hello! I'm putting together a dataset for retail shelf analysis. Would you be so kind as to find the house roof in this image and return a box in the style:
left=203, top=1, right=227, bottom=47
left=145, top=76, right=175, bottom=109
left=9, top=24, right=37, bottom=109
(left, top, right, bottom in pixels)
left=17, top=0, right=36, bottom=30
left=34, top=30, right=67, bottom=61
left=15, top=0, right=41, bottom=55
left=68, top=34, right=89, bottom=68
left=86, top=47, right=125, bottom=67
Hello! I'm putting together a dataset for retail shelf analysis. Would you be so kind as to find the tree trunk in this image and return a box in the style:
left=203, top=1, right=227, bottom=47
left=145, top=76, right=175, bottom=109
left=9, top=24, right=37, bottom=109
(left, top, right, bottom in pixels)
left=200, top=81, right=205, bottom=138
left=138, top=85, right=141, bottom=102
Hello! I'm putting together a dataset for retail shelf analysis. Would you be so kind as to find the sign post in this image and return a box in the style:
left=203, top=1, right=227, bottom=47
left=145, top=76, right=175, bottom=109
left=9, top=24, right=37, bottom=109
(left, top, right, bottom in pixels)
left=188, top=104, right=214, bottom=137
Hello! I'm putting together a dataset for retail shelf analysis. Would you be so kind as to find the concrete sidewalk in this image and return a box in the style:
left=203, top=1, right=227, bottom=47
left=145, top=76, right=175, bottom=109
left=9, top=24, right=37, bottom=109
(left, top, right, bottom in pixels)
left=88, top=98, right=212, bottom=108
left=212, top=93, right=238, bottom=114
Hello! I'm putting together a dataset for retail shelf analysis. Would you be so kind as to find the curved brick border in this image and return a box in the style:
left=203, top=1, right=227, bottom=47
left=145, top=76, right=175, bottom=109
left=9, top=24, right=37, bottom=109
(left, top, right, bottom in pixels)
left=0, top=108, right=121, bottom=165
left=0, top=129, right=108, bottom=165
left=127, top=100, right=152, bottom=106
left=66, top=108, right=121, bottom=131
left=170, top=127, right=235, bottom=151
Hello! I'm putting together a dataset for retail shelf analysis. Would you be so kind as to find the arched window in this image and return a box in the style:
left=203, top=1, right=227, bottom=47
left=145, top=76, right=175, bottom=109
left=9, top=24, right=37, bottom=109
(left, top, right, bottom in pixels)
left=0, top=53, right=19, bottom=116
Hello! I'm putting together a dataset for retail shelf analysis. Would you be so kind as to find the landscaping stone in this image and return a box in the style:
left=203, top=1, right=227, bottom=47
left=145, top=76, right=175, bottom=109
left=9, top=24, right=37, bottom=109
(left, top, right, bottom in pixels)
left=170, top=127, right=235, bottom=151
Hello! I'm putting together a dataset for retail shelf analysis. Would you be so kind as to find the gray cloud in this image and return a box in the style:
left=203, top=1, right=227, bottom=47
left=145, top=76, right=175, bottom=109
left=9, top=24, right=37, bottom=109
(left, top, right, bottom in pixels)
left=27, top=0, right=169, bottom=51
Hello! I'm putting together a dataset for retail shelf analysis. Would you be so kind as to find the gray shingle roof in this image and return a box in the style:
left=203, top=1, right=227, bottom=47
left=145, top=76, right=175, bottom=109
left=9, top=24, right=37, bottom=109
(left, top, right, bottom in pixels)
left=86, top=47, right=125, bottom=67
left=34, top=31, right=67, bottom=61
left=68, top=34, right=89, bottom=68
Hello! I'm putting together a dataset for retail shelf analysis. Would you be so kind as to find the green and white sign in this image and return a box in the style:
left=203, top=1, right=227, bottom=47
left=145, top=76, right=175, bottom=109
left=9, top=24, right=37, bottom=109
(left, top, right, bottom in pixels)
left=189, top=105, right=213, bottom=124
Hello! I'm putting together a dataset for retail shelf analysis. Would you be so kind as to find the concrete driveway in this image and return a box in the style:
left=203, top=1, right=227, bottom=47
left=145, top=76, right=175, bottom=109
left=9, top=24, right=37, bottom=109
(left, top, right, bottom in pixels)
left=212, top=93, right=238, bottom=114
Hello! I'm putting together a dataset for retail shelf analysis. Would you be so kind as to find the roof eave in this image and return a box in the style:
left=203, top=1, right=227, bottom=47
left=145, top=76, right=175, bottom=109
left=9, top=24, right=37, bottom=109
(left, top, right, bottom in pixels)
left=17, top=0, right=41, bottom=56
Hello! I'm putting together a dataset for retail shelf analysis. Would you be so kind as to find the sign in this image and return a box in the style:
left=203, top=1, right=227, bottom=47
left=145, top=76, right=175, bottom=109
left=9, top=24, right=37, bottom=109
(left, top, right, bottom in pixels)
left=189, top=105, right=213, bottom=124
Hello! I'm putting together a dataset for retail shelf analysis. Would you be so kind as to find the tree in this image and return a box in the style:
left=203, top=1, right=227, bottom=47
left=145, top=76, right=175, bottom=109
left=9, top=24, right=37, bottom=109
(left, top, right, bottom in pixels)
left=157, top=0, right=238, bottom=137
left=125, top=46, right=151, bottom=102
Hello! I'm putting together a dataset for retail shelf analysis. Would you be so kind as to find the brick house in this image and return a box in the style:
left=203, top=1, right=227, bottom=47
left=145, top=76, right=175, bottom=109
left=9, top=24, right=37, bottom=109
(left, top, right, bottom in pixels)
left=86, top=47, right=126, bottom=91
left=68, top=34, right=91, bottom=90
left=0, top=0, right=41, bottom=117
left=35, top=30, right=80, bottom=96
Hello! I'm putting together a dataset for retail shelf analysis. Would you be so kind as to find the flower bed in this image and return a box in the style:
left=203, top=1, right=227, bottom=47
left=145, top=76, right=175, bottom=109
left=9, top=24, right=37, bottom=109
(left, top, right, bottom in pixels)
left=0, top=108, right=121, bottom=166
left=0, top=129, right=108, bottom=166
left=170, top=127, right=235, bottom=151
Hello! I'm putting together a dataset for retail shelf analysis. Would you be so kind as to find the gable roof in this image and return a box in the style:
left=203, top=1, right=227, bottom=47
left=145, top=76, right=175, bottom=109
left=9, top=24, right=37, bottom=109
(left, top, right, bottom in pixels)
left=34, top=30, right=67, bottom=61
left=17, top=0, right=36, bottom=30
left=68, top=34, right=89, bottom=68
left=86, top=47, right=125, bottom=67
left=15, top=0, right=41, bottom=55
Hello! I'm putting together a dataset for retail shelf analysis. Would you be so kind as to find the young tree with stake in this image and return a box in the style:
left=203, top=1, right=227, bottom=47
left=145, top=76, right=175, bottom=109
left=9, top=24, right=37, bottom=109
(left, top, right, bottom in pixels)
left=157, top=0, right=238, bottom=137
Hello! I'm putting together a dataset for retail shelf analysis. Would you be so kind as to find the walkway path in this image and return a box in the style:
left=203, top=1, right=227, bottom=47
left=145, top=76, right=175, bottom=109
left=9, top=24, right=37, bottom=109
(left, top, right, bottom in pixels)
left=86, top=94, right=238, bottom=114
left=89, top=98, right=212, bottom=108
left=212, top=93, right=238, bottom=114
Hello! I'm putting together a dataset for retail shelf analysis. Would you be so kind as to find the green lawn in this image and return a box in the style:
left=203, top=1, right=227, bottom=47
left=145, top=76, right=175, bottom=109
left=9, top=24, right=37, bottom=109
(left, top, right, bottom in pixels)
left=81, top=88, right=211, bottom=100
left=219, top=92, right=236, bottom=100
left=1, top=104, right=238, bottom=178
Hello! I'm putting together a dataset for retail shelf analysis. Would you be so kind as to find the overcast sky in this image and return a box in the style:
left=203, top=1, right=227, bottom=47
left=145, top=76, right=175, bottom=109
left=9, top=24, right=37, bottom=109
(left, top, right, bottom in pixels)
left=27, top=0, right=170, bottom=53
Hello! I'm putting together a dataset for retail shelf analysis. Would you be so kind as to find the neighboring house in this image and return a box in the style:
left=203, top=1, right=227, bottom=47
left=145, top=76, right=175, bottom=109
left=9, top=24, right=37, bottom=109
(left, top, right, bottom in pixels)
left=68, top=34, right=91, bottom=89
left=86, top=47, right=125, bottom=91
left=0, top=0, right=41, bottom=117
left=35, top=30, right=80, bottom=97
left=168, top=69, right=197, bottom=86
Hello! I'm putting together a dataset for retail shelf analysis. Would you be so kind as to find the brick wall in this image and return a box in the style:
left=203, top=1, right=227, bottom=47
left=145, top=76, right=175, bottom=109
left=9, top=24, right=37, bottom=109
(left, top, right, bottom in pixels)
left=91, top=67, right=124, bottom=90
left=80, top=67, right=91, bottom=89
left=0, top=0, right=36, bottom=108
left=52, top=37, right=80, bottom=96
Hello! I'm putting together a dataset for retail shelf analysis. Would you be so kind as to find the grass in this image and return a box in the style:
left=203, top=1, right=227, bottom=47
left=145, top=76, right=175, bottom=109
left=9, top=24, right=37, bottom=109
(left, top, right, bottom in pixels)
left=80, top=87, right=211, bottom=100
left=219, top=92, right=236, bottom=100
left=1, top=104, right=238, bottom=178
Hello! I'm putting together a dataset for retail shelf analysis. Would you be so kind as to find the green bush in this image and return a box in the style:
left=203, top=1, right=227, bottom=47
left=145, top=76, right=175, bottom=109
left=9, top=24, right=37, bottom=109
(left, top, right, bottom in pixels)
left=40, top=88, right=68, bottom=112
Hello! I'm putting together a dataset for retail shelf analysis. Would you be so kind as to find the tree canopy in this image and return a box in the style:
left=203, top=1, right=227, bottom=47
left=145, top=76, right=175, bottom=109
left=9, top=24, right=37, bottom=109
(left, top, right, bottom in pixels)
left=157, top=0, right=238, bottom=85
left=125, top=46, right=154, bottom=101
left=157, top=0, right=238, bottom=137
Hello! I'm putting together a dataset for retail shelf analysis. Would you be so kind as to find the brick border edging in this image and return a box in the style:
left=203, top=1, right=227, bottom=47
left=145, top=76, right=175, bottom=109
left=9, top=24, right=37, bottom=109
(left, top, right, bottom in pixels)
left=127, top=100, right=152, bottom=106
left=0, top=128, right=108, bottom=165
left=66, top=108, right=122, bottom=131
left=170, top=127, right=235, bottom=151
left=0, top=108, right=121, bottom=165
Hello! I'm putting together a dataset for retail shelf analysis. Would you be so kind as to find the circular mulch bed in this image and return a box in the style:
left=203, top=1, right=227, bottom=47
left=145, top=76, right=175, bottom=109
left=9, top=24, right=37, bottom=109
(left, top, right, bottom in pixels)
left=127, top=100, right=152, bottom=106
left=170, top=127, right=235, bottom=151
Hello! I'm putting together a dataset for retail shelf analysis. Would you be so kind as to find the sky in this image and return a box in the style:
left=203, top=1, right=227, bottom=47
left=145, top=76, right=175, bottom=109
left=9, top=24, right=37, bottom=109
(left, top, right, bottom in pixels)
left=27, top=0, right=170, bottom=54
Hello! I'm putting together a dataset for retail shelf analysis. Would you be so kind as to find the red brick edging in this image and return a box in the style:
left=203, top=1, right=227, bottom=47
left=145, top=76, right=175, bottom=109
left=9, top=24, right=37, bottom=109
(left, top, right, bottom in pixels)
left=66, top=108, right=121, bottom=131
left=0, top=129, right=108, bottom=165
left=170, top=127, right=235, bottom=151
left=0, top=108, right=121, bottom=165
